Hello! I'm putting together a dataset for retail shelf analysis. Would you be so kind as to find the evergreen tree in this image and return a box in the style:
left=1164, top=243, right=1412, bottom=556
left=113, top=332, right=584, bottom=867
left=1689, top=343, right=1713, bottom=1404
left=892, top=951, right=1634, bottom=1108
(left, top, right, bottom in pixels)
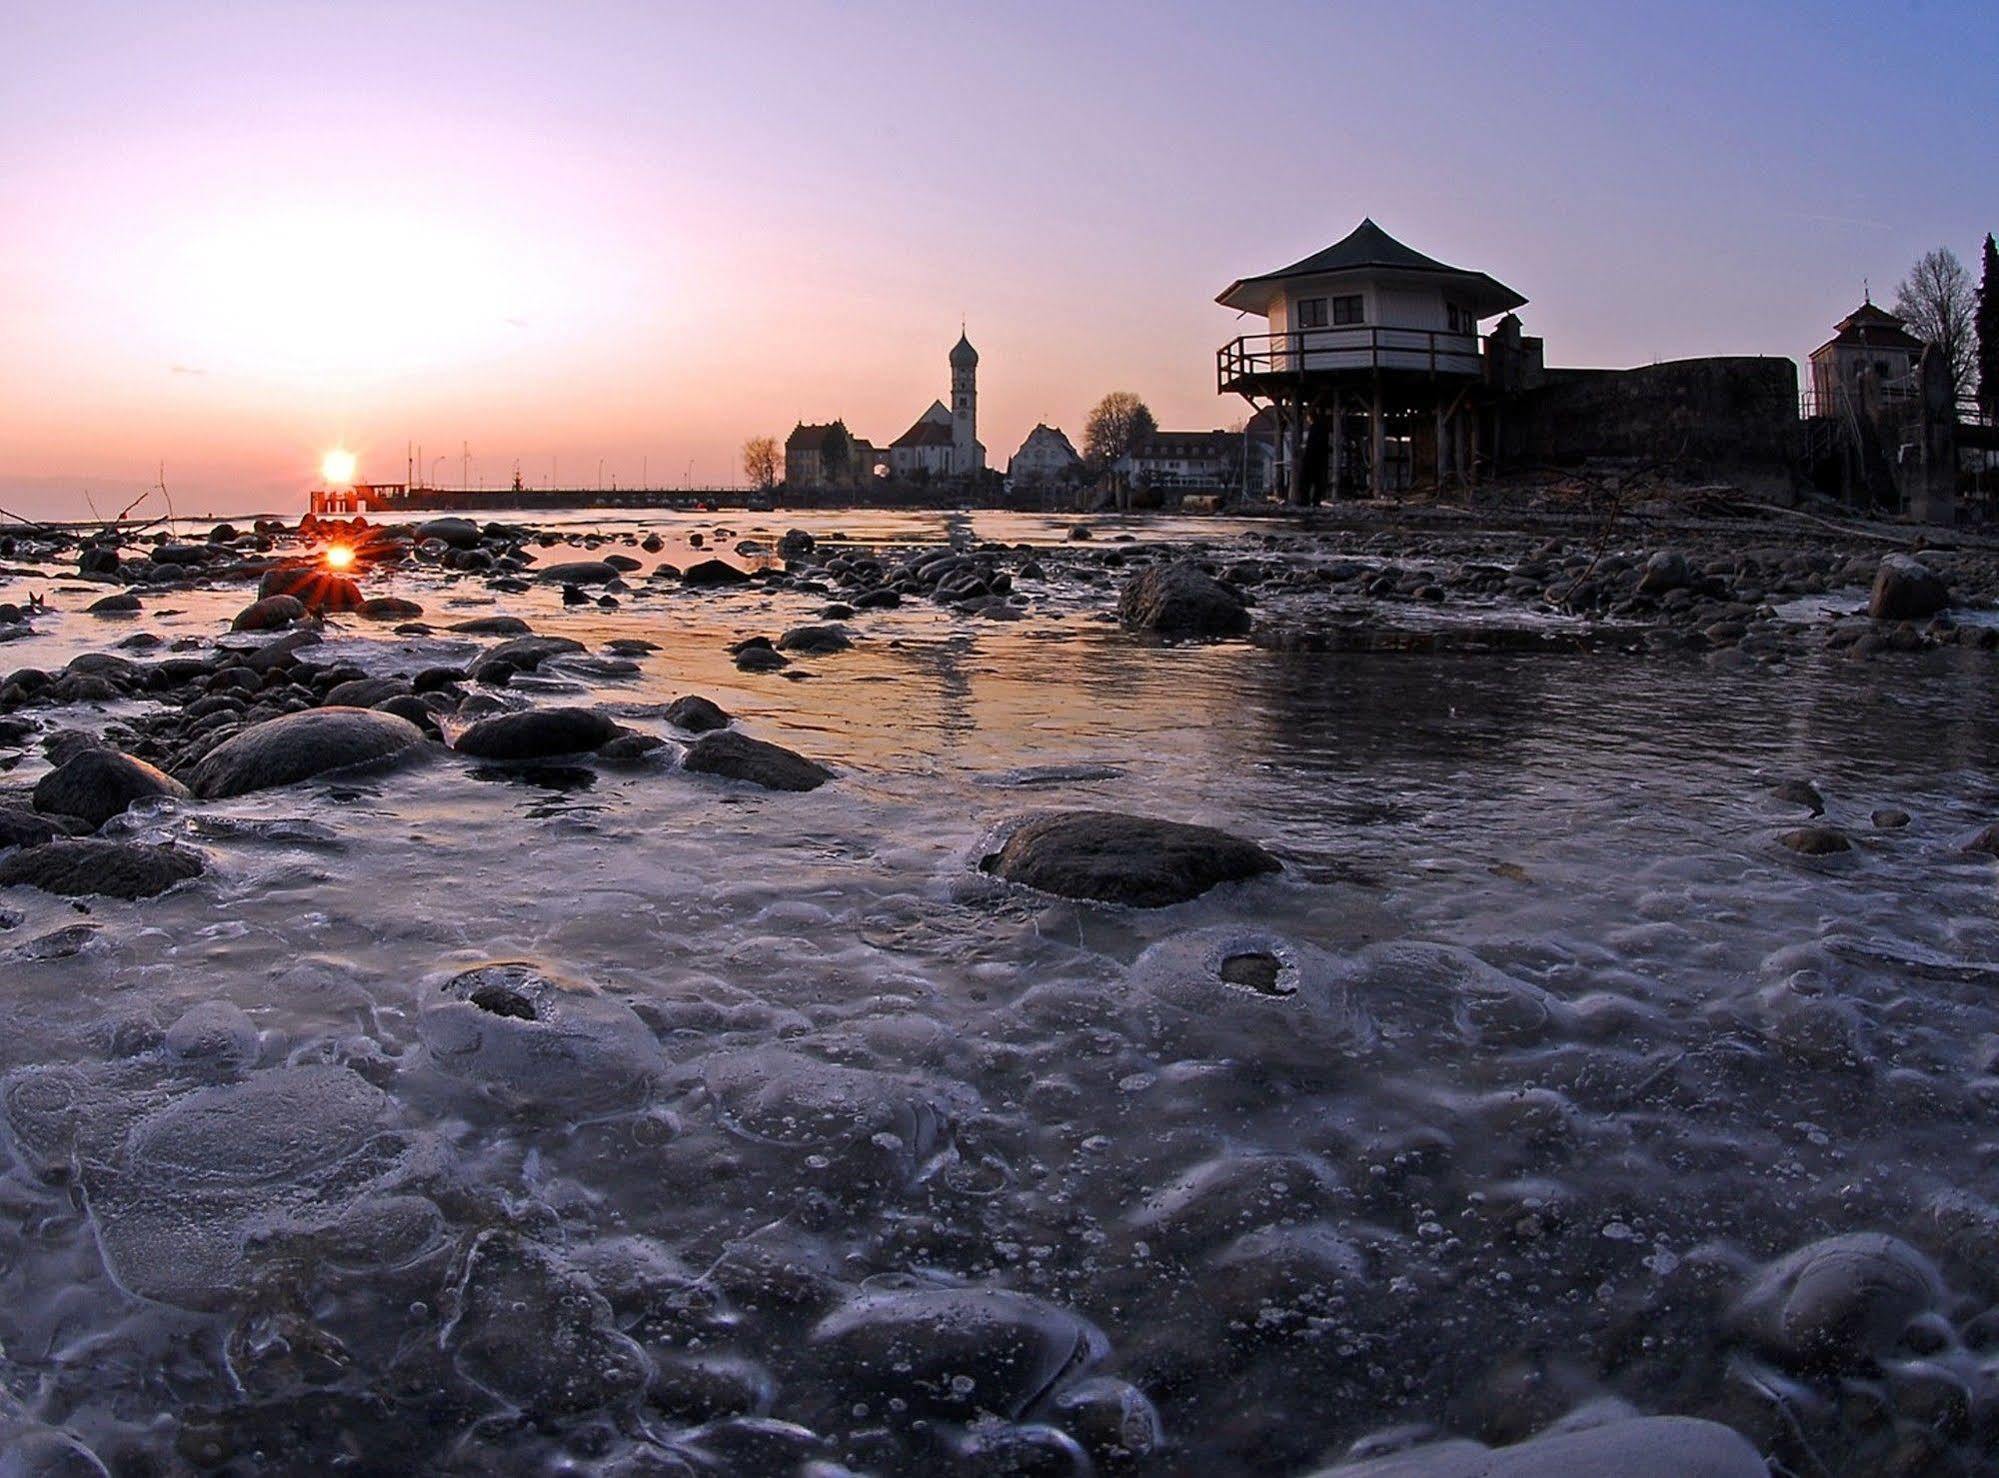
left=1978, top=233, right=1998, bottom=421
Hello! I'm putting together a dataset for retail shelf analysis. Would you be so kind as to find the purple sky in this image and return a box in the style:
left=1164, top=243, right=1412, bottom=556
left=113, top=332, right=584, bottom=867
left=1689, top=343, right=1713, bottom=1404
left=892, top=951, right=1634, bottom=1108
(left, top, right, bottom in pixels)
left=2, top=0, right=1994, bottom=514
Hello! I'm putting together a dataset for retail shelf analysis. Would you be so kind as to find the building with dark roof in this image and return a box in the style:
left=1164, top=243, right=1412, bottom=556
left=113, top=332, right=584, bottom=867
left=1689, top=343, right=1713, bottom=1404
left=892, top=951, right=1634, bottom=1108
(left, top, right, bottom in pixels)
left=1809, top=299, right=1924, bottom=413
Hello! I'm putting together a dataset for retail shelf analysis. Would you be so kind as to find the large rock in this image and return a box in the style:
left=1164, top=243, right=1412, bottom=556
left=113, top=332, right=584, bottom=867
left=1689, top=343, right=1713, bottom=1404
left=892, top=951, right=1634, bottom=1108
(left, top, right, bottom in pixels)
left=682, top=558, right=752, bottom=587
left=0, top=839, right=204, bottom=899
left=33, top=749, right=191, bottom=828
left=682, top=730, right=830, bottom=792
left=982, top=810, right=1280, bottom=907
left=1117, top=561, right=1251, bottom=637
left=665, top=695, right=731, bottom=733
left=231, top=594, right=308, bottom=631
left=0, top=806, right=63, bottom=848
left=1635, top=550, right=1692, bottom=595
left=1730, top=1232, right=1943, bottom=1370
left=453, top=707, right=624, bottom=760
left=259, top=566, right=364, bottom=612
left=186, top=707, right=427, bottom=798
left=1867, top=555, right=1949, bottom=621
left=536, top=560, right=621, bottom=585
left=1311, top=1417, right=1765, bottom=1477
left=810, top=1286, right=1106, bottom=1421
left=776, top=624, right=852, bottom=655
left=416, top=516, right=482, bottom=548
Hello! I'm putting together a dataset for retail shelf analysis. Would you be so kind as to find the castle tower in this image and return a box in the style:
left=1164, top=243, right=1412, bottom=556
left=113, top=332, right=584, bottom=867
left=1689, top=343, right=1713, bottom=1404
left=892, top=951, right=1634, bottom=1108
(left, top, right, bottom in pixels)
left=950, top=330, right=981, bottom=473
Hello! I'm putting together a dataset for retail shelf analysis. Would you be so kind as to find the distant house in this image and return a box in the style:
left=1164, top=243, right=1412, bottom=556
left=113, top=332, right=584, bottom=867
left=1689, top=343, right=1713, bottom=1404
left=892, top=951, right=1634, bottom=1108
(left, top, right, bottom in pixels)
left=1007, top=423, right=1082, bottom=485
left=1809, top=299, right=1923, bottom=415
left=785, top=421, right=868, bottom=488
left=1119, top=429, right=1265, bottom=494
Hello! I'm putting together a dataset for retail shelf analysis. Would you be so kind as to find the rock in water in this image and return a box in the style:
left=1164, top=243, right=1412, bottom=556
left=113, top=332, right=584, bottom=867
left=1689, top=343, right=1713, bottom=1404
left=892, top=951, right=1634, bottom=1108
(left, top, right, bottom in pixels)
left=1729, top=1232, right=1943, bottom=1370
left=535, top=560, right=620, bottom=585
left=0, top=806, right=63, bottom=848
left=358, top=596, right=424, bottom=620
left=186, top=707, right=426, bottom=798
left=682, top=558, right=752, bottom=587
left=420, top=961, right=666, bottom=1118
left=776, top=624, right=852, bottom=655
left=1309, top=1416, right=1765, bottom=1476
left=665, top=695, right=732, bottom=733
left=231, top=595, right=308, bottom=631
left=1779, top=825, right=1851, bottom=856
left=810, top=1286, right=1107, bottom=1421
left=982, top=811, right=1280, bottom=906
left=416, top=516, right=481, bottom=547
left=0, top=839, right=204, bottom=899
left=259, top=566, right=364, bottom=612
left=452, top=706, right=624, bottom=760
left=1117, top=561, right=1251, bottom=637
left=1867, top=554, right=1948, bottom=621
left=32, top=749, right=191, bottom=828
left=682, top=730, right=831, bottom=791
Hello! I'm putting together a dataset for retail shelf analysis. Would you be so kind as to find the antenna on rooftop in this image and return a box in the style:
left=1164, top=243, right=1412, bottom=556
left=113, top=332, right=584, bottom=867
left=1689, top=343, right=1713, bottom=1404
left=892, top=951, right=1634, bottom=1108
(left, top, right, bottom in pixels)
left=1863, top=277, right=1871, bottom=304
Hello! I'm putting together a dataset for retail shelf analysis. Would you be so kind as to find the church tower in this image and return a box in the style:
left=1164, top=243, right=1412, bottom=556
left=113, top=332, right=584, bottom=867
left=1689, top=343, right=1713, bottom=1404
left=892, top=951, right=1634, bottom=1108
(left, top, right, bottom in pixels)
left=950, top=330, right=981, bottom=473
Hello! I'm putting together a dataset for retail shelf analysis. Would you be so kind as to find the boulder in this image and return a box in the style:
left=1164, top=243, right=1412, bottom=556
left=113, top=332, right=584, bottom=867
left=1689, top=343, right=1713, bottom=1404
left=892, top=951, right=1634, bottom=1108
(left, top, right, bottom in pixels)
left=982, top=810, right=1281, bottom=907
left=682, top=730, right=830, bottom=792
left=0, top=806, right=63, bottom=848
left=1779, top=825, right=1851, bottom=856
left=683, top=558, right=752, bottom=587
left=186, top=707, right=427, bottom=798
left=536, top=560, right=621, bottom=585
left=484, top=636, right=585, bottom=670
left=232, top=595, right=308, bottom=632
left=1310, top=1417, right=1765, bottom=1477
left=1867, top=555, right=1949, bottom=621
left=776, top=624, right=852, bottom=655
left=810, top=1286, right=1106, bottom=1422
left=0, top=839, right=204, bottom=899
left=87, top=592, right=142, bottom=616
left=1117, top=561, right=1251, bottom=637
left=259, top=566, right=364, bottom=612
left=358, top=596, right=424, bottom=620
left=1730, top=1232, right=1943, bottom=1370
left=323, top=676, right=409, bottom=708
left=777, top=528, right=816, bottom=557
left=453, top=707, right=624, bottom=760
left=665, top=695, right=732, bottom=733
left=32, top=749, right=191, bottom=828
left=416, top=516, right=482, bottom=548
left=1635, top=550, right=1692, bottom=595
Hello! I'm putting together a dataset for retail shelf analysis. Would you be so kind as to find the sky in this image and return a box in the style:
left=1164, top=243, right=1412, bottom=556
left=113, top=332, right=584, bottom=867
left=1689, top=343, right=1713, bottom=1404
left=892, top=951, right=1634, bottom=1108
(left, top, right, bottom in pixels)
left=1, top=0, right=1995, bottom=517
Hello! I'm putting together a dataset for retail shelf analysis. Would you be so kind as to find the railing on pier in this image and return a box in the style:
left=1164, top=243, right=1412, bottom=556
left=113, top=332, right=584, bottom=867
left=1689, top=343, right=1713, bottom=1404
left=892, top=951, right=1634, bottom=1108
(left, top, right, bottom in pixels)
left=1217, top=327, right=1482, bottom=391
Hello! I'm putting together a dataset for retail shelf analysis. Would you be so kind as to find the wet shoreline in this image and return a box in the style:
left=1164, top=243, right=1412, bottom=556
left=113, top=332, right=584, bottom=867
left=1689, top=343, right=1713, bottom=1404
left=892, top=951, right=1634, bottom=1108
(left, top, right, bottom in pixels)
left=2, top=506, right=1998, bottom=1474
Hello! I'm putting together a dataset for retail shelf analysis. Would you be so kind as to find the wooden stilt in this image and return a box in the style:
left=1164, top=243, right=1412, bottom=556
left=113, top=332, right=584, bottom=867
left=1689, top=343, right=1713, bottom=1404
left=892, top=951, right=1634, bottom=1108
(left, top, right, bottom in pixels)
left=1369, top=379, right=1385, bottom=500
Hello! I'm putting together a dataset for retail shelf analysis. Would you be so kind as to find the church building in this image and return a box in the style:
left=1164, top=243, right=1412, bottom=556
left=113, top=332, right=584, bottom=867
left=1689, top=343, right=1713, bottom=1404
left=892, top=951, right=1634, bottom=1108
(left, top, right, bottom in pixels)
left=889, top=333, right=984, bottom=479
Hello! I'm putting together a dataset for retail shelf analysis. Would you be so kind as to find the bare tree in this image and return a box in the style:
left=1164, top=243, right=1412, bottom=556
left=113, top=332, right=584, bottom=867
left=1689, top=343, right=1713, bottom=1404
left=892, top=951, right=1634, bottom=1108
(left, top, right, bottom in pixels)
left=741, top=436, right=781, bottom=490
left=1893, top=246, right=1976, bottom=394
left=1082, top=391, right=1157, bottom=470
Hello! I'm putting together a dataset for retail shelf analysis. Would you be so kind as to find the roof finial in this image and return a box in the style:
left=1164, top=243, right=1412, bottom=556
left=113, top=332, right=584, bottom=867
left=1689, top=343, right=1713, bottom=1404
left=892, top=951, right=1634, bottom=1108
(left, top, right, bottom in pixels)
left=1863, top=277, right=1871, bottom=305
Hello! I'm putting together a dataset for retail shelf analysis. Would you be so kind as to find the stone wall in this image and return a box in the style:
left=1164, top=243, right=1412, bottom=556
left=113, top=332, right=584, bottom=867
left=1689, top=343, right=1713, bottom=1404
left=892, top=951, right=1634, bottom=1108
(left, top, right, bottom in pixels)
left=1499, top=355, right=1799, bottom=490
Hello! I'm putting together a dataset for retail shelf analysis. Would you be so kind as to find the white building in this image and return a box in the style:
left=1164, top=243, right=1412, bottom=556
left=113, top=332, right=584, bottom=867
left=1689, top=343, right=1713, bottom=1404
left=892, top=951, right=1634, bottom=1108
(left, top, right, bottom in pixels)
left=888, top=333, right=985, bottom=480
left=1006, top=423, right=1082, bottom=485
left=1216, top=219, right=1526, bottom=499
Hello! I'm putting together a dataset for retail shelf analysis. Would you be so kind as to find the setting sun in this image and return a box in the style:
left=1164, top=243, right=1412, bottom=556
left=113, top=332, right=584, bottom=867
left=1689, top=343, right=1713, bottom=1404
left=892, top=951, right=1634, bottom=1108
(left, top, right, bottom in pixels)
left=321, top=449, right=358, bottom=485
left=324, top=543, right=355, bottom=570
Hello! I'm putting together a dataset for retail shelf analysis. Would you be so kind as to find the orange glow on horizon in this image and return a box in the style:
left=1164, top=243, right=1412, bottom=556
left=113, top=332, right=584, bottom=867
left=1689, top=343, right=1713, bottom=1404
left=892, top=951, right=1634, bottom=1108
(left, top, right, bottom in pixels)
left=321, top=449, right=357, bottom=485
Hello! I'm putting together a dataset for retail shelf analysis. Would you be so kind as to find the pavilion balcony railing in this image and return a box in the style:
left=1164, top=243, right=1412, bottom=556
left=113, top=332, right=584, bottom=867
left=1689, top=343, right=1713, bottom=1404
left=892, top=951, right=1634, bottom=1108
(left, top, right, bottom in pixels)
left=1217, top=327, right=1483, bottom=390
